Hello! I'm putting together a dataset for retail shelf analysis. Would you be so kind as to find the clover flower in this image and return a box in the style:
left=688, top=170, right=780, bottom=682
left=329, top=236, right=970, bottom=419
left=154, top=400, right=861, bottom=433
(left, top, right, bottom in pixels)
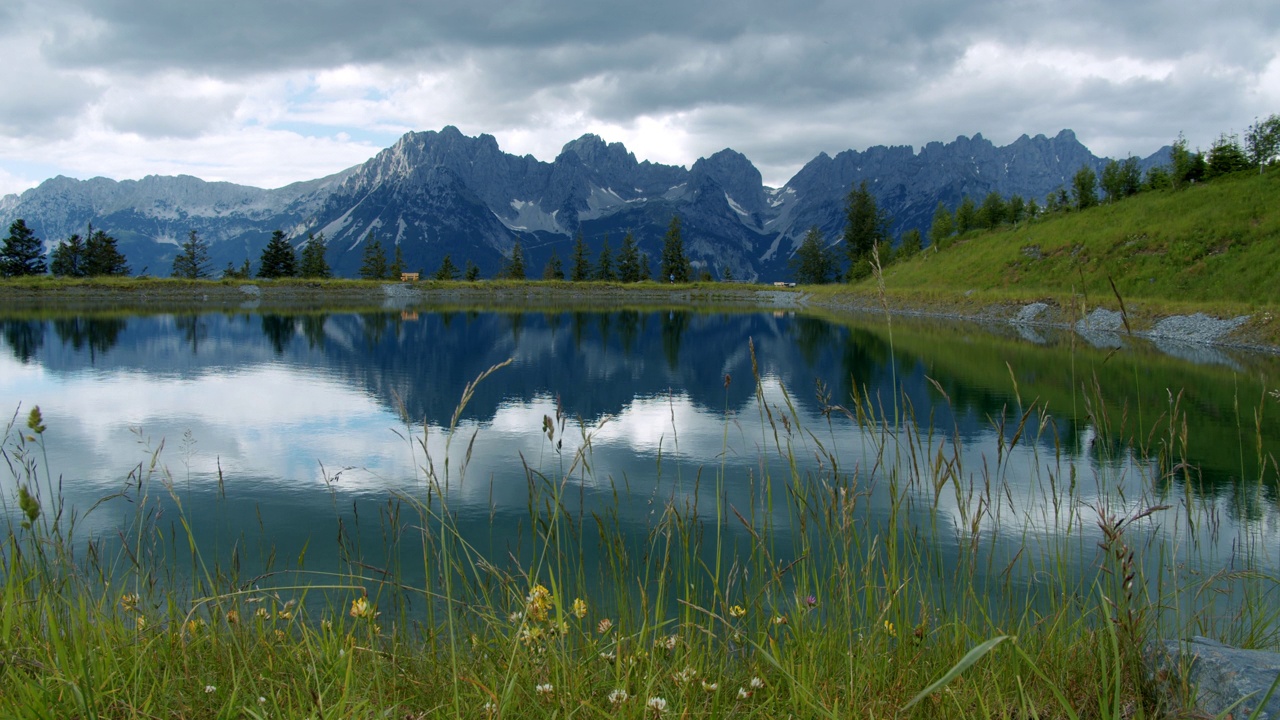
left=749, top=676, right=765, bottom=689
left=349, top=596, right=377, bottom=619
left=701, top=680, right=719, bottom=692
left=672, top=667, right=697, bottom=685
left=535, top=682, right=554, bottom=697
left=608, top=688, right=629, bottom=705
left=526, top=584, right=553, bottom=622
left=646, top=696, right=667, bottom=714
left=597, top=618, right=613, bottom=634
left=204, top=685, right=216, bottom=694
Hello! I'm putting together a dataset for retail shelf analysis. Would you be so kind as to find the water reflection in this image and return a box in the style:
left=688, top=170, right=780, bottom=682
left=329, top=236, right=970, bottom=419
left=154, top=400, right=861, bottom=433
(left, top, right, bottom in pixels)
left=1, top=308, right=1278, bottom=614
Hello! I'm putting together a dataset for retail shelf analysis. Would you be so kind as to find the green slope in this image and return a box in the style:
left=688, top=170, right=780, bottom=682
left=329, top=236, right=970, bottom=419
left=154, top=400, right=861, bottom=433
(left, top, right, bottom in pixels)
left=874, top=168, right=1280, bottom=308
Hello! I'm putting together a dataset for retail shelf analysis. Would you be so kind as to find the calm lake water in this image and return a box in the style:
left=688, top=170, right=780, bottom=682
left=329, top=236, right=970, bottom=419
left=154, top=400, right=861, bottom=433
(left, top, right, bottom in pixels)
left=2, top=307, right=1278, bottom=624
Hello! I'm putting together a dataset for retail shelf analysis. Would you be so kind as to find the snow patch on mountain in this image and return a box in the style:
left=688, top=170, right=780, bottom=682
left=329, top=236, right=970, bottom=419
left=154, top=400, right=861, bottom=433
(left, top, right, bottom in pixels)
left=499, top=199, right=565, bottom=234
left=579, top=185, right=628, bottom=221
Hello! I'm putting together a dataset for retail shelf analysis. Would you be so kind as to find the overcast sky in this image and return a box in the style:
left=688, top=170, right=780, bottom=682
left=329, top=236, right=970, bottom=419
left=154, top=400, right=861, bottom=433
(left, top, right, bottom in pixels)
left=1, top=0, right=1277, bottom=197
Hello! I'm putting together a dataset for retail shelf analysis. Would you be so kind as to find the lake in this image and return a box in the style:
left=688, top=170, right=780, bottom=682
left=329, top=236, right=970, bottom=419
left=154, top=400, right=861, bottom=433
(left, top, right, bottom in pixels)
left=2, top=306, right=1278, bottom=633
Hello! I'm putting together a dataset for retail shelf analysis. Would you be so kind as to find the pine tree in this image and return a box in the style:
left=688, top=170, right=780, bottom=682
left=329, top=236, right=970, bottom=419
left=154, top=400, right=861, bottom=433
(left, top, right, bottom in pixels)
left=640, top=254, right=652, bottom=281
left=659, top=215, right=689, bottom=283
left=51, top=233, right=87, bottom=277
left=359, top=232, right=387, bottom=280
left=721, top=265, right=733, bottom=282
left=617, top=231, right=640, bottom=282
left=505, top=241, right=526, bottom=280
left=843, top=181, right=888, bottom=281
left=171, top=230, right=212, bottom=279
left=1206, top=133, right=1251, bottom=178
left=570, top=231, right=591, bottom=281
left=790, top=226, right=833, bottom=284
left=388, top=243, right=405, bottom=280
left=464, top=260, right=480, bottom=281
left=1, top=219, right=47, bottom=277
left=595, top=235, right=615, bottom=281
left=434, top=254, right=460, bottom=281
left=84, top=226, right=130, bottom=276
left=542, top=251, right=565, bottom=280
left=257, top=230, right=297, bottom=278
left=298, top=232, right=331, bottom=279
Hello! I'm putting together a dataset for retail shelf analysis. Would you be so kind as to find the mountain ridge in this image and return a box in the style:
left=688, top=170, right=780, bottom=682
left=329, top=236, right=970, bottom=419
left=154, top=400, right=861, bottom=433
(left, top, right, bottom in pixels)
left=0, top=127, right=1169, bottom=280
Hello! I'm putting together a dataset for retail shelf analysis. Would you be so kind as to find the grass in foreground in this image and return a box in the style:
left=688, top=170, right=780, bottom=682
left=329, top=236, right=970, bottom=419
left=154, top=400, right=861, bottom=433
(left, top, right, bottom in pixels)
left=2, top=341, right=1277, bottom=718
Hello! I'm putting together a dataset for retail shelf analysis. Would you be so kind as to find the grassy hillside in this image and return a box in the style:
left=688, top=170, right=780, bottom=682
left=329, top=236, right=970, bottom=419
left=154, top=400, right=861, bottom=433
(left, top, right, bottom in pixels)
left=867, top=168, right=1280, bottom=312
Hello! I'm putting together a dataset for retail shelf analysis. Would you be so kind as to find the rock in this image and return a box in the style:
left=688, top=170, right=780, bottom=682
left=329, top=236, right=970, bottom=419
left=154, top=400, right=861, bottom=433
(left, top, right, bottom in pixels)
left=1012, top=302, right=1049, bottom=324
left=1150, top=313, right=1249, bottom=344
left=1145, top=637, right=1280, bottom=720
left=1075, top=307, right=1125, bottom=334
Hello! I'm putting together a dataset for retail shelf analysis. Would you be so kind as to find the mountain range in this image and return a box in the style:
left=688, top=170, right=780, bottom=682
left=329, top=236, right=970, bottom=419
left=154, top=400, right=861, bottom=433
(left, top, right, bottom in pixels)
left=0, top=127, right=1169, bottom=281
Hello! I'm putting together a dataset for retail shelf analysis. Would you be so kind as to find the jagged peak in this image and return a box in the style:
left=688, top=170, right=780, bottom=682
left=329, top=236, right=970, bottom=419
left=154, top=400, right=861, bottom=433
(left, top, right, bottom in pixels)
left=557, top=134, right=636, bottom=169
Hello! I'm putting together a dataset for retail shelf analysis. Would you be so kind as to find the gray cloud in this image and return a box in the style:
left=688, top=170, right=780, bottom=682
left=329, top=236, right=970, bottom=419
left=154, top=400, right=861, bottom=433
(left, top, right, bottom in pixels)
left=1, top=0, right=1277, bottom=192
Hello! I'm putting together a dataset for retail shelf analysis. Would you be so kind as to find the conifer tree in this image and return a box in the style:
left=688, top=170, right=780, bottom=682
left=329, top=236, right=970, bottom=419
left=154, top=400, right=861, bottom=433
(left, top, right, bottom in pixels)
left=298, top=232, right=331, bottom=278
left=595, top=235, right=615, bottom=281
left=505, top=241, right=526, bottom=280
left=640, top=253, right=652, bottom=281
left=659, top=215, right=689, bottom=283
left=434, top=254, right=460, bottom=281
left=388, top=243, right=405, bottom=280
left=171, top=229, right=212, bottom=279
left=464, top=260, right=480, bottom=281
left=843, top=181, right=888, bottom=281
left=791, top=226, right=834, bottom=284
left=359, top=232, right=387, bottom=280
left=617, top=231, right=640, bottom=282
left=83, top=226, right=130, bottom=276
left=1, top=219, right=47, bottom=277
left=50, top=233, right=87, bottom=277
left=258, top=230, right=297, bottom=278
left=542, top=251, right=565, bottom=280
left=570, top=231, right=591, bottom=281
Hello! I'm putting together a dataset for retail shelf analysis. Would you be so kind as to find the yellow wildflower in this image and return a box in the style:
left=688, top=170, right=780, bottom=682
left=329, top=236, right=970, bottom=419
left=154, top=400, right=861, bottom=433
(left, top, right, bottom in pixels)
left=728, top=604, right=746, bottom=618
left=120, top=593, right=141, bottom=613
left=572, top=597, right=588, bottom=619
left=525, top=584, right=552, bottom=622
left=350, top=596, right=377, bottom=619
left=883, top=620, right=896, bottom=638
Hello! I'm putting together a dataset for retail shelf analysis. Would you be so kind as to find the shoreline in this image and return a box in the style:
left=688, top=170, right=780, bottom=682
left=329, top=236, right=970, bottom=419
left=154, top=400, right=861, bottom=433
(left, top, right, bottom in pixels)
left=2, top=278, right=1276, bottom=357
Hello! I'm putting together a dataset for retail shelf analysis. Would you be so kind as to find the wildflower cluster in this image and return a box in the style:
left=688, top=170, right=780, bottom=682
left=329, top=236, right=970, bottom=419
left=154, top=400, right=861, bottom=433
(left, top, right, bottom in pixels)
left=510, top=583, right=592, bottom=649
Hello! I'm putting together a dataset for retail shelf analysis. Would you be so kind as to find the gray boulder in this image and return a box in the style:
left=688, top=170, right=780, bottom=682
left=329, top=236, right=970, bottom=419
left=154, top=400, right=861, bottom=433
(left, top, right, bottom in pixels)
left=1145, top=637, right=1280, bottom=719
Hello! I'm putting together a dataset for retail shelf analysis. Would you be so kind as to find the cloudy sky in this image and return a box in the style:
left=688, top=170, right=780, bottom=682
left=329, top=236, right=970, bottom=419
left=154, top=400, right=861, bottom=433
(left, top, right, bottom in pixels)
left=1, top=0, right=1277, bottom=197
